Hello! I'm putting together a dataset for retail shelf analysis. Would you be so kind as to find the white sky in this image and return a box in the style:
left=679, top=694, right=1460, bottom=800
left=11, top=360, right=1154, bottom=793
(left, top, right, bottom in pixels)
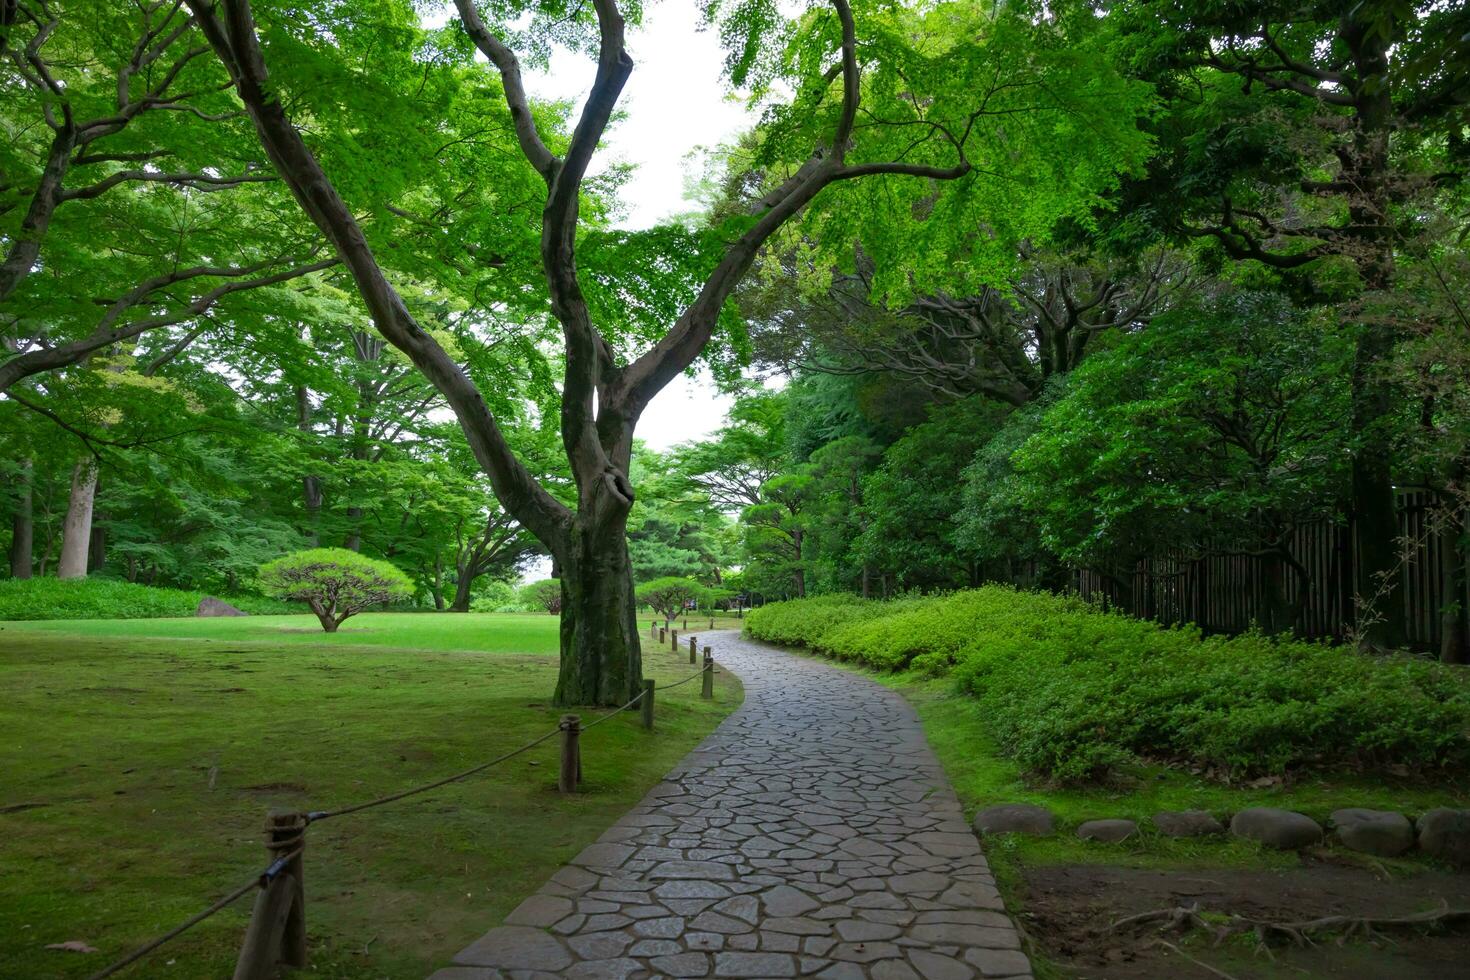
left=487, top=3, right=759, bottom=580
left=524, top=2, right=755, bottom=451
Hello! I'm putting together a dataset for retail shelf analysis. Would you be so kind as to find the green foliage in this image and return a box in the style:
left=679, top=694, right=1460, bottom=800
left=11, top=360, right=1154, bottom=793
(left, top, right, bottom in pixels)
left=1007, top=294, right=1354, bottom=570
left=469, top=579, right=519, bottom=613
left=257, top=548, right=412, bottom=631
left=855, top=397, right=1005, bottom=589
left=518, top=578, right=563, bottom=614
left=0, top=577, right=291, bottom=621
left=748, top=588, right=1470, bottom=782
left=636, top=576, right=706, bottom=623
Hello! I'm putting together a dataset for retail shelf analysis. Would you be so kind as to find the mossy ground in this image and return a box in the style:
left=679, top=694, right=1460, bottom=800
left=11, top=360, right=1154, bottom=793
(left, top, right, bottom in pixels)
left=0, top=613, right=741, bottom=979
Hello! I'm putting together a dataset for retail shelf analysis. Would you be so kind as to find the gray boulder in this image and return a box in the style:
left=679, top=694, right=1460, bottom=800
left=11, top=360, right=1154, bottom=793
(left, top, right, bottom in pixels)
left=1417, top=808, right=1470, bottom=868
left=1077, top=818, right=1137, bottom=843
left=1329, top=808, right=1413, bottom=857
left=973, top=803, right=1054, bottom=836
left=196, top=596, right=247, bottom=617
left=1229, top=807, right=1322, bottom=849
left=1152, top=810, right=1224, bottom=838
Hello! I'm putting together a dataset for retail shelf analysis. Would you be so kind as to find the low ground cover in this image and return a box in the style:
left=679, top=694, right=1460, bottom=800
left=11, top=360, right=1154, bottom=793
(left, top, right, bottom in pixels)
left=746, top=588, right=1470, bottom=783
left=0, top=577, right=295, bottom=620
left=0, top=613, right=740, bottom=979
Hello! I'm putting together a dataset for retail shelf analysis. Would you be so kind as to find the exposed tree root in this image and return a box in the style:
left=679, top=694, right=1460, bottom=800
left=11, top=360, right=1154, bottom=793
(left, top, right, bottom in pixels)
left=1108, top=901, right=1470, bottom=950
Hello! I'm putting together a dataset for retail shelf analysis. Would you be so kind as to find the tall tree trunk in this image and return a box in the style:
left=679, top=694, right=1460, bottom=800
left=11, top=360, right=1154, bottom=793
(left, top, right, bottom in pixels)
left=88, top=515, right=106, bottom=573
left=9, top=458, right=33, bottom=579
left=1344, top=11, right=1406, bottom=650
left=450, top=567, right=475, bottom=612
left=58, top=458, right=98, bottom=579
left=553, top=509, right=642, bottom=707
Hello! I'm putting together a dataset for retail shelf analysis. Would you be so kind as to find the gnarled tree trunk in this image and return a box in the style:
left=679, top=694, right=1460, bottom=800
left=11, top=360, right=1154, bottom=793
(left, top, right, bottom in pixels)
left=552, top=496, right=642, bottom=707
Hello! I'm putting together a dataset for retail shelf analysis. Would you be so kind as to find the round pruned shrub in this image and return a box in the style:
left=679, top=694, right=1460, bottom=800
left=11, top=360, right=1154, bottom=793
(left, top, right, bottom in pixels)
left=257, top=548, right=411, bottom=633
left=636, top=577, right=705, bottom=625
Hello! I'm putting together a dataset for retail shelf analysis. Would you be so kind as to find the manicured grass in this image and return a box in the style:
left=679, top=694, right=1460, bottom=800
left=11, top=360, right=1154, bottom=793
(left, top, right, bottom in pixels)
left=0, top=614, right=741, bottom=979
left=0, top=610, right=566, bottom=653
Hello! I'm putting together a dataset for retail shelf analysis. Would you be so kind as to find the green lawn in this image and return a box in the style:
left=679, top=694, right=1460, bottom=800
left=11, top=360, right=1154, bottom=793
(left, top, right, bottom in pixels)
left=0, top=613, right=741, bottom=979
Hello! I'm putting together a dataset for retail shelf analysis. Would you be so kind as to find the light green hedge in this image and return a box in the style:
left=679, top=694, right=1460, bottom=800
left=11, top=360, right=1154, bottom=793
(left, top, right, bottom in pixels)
left=0, top=577, right=294, bottom=621
left=746, top=587, right=1470, bottom=783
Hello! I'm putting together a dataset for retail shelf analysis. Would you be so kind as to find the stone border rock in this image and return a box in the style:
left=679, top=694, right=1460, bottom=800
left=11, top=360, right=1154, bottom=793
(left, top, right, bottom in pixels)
left=972, top=802, right=1470, bottom=866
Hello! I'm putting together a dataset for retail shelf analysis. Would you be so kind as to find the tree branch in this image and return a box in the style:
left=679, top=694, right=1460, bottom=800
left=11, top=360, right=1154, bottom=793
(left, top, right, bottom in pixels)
left=185, top=0, right=572, bottom=549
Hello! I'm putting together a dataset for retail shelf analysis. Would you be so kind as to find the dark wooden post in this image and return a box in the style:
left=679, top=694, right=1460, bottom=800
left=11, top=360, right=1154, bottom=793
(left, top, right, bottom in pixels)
left=559, top=714, right=581, bottom=794
left=641, top=678, right=655, bottom=730
left=682, top=617, right=688, bottom=630
left=709, top=617, right=715, bottom=629
left=271, top=810, right=306, bottom=968
left=688, top=636, right=697, bottom=664
left=702, top=651, right=714, bottom=699
left=233, top=810, right=306, bottom=980
left=659, top=627, right=666, bottom=644
left=670, top=629, right=678, bottom=651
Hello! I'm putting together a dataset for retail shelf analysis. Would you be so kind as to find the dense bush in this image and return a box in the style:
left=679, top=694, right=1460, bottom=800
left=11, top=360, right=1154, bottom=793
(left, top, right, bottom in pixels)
left=747, top=587, right=1470, bottom=782
left=741, top=593, right=896, bottom=647
left=0, top=577, right=292, bottom=620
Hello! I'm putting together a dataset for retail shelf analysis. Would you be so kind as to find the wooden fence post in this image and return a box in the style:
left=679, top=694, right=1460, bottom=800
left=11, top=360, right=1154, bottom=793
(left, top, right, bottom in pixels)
left=702, top=651, right=714, bottom=700
left=688, top=636, right=696, bottom=664
left=641, top=678, right=655, bottom=730
left=659, top=627, right=666, bottom=644
left=233, top=810, right=306, bottom=980
left=682, top=617, right=688, bottom=630
left=670, top=629, right=678, bottom=651
left=559, top=714, right=581, bottom=794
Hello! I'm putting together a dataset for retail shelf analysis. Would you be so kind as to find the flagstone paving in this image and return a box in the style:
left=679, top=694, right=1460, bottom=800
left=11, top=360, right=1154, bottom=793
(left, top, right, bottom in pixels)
left=431, top=631, right=1032, bottom=980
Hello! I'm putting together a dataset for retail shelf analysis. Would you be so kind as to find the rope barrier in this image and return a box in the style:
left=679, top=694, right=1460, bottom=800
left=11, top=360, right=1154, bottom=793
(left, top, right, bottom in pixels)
left=85, top=846, right=304, bottom=980
left=659, top=663, right=713, bottom=691
left=579, top=687, right=647, bottom=731
left=80, top=654, right=720, bottom=977
left=307, top=727, right=562, bottom=822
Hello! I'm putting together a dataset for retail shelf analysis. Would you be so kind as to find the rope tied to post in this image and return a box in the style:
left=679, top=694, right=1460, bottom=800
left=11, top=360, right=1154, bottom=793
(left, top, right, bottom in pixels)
left=85, top=847, right=304, bottom=980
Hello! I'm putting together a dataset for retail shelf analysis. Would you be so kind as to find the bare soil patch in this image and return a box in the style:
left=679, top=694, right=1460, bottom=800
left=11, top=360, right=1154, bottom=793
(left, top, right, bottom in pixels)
left=1021, top=862, right=1470, bottom=979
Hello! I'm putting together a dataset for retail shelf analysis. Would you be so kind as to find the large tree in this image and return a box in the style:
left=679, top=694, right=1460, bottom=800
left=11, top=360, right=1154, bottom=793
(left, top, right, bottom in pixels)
left=185, top=0, right=1147, bottom=704
left=1117, top=0, right=1470, bottom=646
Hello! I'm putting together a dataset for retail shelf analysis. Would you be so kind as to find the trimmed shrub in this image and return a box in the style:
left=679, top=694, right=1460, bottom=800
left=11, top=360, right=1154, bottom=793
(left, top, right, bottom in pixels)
left=518, top=579, right=562, bottom=614
left=747, top=586, right=1470, bottom=783
left=637, top=577, right=705, bottom=624
left=258, top=549, right=412, bottom=632
left=743, top=593, right=890, bottom=648
left=0, top=577, right=292, bottom=621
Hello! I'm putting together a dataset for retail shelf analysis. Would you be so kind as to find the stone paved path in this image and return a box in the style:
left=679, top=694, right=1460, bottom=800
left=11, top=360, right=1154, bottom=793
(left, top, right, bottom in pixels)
left=431, top=631, right=1032, bottom=980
